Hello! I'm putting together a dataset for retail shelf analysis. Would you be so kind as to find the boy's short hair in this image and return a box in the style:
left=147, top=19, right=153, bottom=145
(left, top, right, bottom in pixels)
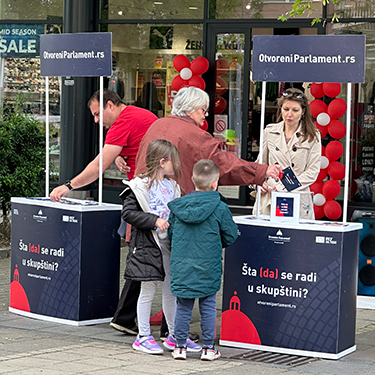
left=192, top=160, right=220, bottom=191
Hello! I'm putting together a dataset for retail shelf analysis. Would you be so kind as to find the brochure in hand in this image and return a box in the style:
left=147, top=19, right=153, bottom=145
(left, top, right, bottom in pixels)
left=279, top=166, right=301, bottom=191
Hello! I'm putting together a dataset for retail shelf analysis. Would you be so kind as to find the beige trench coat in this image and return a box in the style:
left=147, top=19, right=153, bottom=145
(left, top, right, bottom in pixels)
left=253, top=121, right=321, bottom=220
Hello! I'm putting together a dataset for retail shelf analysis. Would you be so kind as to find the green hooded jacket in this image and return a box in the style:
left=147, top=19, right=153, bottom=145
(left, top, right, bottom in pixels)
left=168, top=191, right=238, bottom=299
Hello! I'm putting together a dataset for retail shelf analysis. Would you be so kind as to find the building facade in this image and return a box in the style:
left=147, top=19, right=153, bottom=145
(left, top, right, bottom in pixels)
left=1, top=0, right=375, bottom=216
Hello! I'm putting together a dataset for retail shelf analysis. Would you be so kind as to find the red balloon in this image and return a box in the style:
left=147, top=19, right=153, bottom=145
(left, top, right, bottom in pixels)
left=322, top=82, right=341, bottom=98
left=327, top=161, right=345, bottom=180
left=190, top=57, right=209, bottom=76
left=325, top=141, right=343, bottom=161
left=310, top=181, right=324, bottom=195
left=314, top=204, right=325, bottom=220
left=171, top=75, right=187, bottom=91
left=173, top=55, right=190, bottom=72
left=316, top=168, right=328, bottom=182
left=200, top=119, right=208, bottom=131
left=324, top=200, right=342, bottom=221
left=310, top=99, right=328, bottom=118
left=215, top=77, right=227, bottom=95
left=188, top=75, right=206, bottom=90
left=215, top=59, right=229, bottom=76
left=310, top=83, right=325, bottom=98
left=351, top=162, right=362, bottom=179
left=327, top=119, right=346, bottom=139
left=327, top=98, right=347, bottom=119
left=322, top=179, right=341, bottom=200
left=315, top=121, right=328, bottom=138
left=214, top=97, right=227, bottom=115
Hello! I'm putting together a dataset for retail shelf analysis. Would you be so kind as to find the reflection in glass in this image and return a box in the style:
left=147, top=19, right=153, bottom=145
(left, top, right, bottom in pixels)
left=328, top=0, right=375, bottom=19
left=0, top=0, right=63, bottom=20
left=328, top=22, right=375, bottom=203
left=209, top=0, right=322, bottom=19
left=214, top=33, right=244, bottom=159
left=103, top=0, right=204, bottom=20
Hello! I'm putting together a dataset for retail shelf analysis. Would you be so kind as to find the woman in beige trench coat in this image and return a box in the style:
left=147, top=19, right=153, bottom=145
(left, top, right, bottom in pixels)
left=253, top=88, right=321, bottom=220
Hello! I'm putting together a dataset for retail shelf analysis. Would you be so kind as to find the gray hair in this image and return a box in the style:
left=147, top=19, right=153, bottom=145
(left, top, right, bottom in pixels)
left=171, top=87, right=210, bottom=116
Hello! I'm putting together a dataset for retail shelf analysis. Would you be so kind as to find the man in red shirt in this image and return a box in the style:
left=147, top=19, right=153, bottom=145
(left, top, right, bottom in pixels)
left=50, top=89, right=157, bottom=201
left=50, top=89, right=157, bottom=336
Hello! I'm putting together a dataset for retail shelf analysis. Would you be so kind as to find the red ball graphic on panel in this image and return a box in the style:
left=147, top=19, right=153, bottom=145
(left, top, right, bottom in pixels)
left=221, top=291, right=261, bottom=344
left=9, top=264, right=30, bottom=312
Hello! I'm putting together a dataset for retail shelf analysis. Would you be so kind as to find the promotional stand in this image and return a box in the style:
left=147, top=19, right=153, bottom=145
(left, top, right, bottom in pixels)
left=9, top=33, right=119, bottom=325
left=10, top=198, right=121, bottom=325
left=220, top=35, right=366, bottom=359
left=220, top=216, right=361, bottom=359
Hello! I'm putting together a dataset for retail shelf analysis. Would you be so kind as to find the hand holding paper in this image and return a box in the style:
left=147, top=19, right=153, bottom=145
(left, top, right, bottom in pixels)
left=279, top=166, right=301, bottom=191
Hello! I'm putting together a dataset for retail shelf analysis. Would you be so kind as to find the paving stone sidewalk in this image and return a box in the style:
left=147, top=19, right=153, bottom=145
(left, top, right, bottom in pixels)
left=1, top=249, right=375, bottom=374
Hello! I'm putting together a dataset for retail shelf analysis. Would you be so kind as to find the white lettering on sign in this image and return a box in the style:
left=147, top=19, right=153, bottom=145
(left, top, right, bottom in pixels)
left=258, top=53, right=356, bottom=64
left=43, top=50, right=105, bottom=60
left=0, top=38, right=36, bottom=54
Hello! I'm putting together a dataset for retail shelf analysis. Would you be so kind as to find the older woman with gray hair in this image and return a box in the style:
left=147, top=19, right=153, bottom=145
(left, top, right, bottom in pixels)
left=134, top=86, right=281, bottom=194
left=170, top=86, right=209, bottom=124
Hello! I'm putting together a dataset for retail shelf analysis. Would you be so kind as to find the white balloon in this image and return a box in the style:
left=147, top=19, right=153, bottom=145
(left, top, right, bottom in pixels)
left=321, top=156, right=329, bottom=169
left=180, top=67, right=192, bottom=80
left=313, top=193, right=326, bottom=206
left=317, top=112, right=330, bottom=126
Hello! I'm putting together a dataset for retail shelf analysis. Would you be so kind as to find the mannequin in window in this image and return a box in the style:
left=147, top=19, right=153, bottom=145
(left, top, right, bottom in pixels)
left=135, top=82, right=163, bottom=117
left=105, top=56, right=125, bottom=99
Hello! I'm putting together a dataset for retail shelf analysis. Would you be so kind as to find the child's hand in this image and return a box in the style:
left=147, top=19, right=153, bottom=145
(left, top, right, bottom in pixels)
left=155, top=218, right=170, bottom=231
left=260, top=181, right=276, bottom=194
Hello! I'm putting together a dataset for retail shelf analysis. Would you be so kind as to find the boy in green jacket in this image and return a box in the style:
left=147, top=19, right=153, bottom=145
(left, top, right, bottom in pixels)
left=168, top=159, right=238, bottom=361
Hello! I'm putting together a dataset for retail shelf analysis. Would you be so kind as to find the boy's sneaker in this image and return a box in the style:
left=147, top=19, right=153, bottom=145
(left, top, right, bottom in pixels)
left=163, top=335, right=202, bottom=352
left=201, top=348, right=221, bottom=361
left=171, top=346, right=187, bottom=360
left=132, top=335, right=164, bottom=354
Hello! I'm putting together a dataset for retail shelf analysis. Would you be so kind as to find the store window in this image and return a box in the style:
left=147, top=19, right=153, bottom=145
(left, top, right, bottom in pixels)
left=0, top=0, right=63, bottom=20
left=0, top=23, right=62, bottom=182
left=327, top=21, right=375, bottom=204
left=248, top=28, right=317, bottom=162
left=209, top=0, right=322, bottom=19
left=328, top=0, right=375, bottom=19
left=103, top=22, right=204, bottom=183
left=101, top=0, right=204, bottom=20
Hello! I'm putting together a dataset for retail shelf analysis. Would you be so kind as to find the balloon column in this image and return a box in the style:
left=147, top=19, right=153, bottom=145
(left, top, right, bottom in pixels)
left=214, top=59, right=229, bottom=116
left=310, top=82, right=347, bottom=221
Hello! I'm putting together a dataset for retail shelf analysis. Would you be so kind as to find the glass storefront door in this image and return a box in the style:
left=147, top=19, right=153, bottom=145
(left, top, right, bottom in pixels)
left=207, top=26, right=318, bottom=207
left=207, top=26, right=252, bottom=205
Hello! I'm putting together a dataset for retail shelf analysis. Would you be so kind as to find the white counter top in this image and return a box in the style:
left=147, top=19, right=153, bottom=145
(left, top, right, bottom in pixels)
left=11, top=197, right=122, bottom=212
left=234, top=215, right=362, bottom=233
